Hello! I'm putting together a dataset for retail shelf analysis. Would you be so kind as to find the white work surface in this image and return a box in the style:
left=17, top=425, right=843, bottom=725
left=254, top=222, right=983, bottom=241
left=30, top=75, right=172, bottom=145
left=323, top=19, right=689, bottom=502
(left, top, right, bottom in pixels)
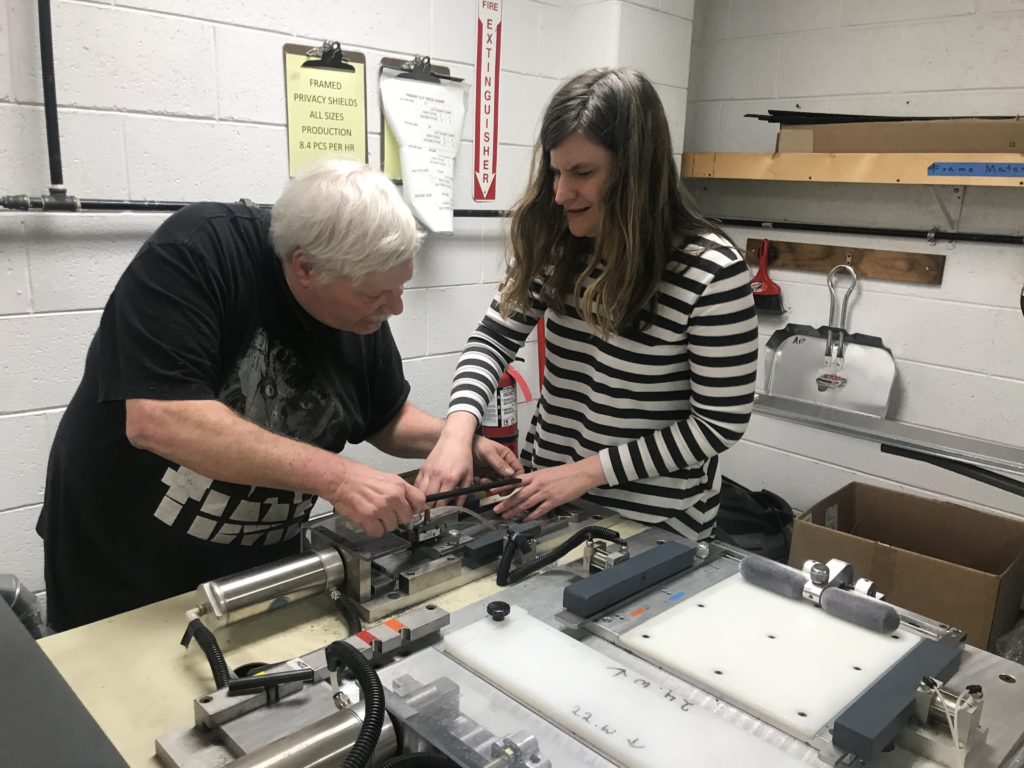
left=620, top=573, right=921, bottom=740
left=445, top=608, right=808, bottom=768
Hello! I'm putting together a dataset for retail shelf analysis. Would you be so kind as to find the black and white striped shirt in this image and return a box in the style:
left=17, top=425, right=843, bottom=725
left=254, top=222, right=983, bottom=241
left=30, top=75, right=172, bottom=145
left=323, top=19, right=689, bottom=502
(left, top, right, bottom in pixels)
left=449, top=233, right=758, bottom=539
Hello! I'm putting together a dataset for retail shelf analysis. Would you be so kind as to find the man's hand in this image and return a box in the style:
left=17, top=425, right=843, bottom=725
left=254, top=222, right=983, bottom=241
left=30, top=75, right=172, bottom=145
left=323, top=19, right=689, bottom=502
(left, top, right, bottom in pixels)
left=493, top=455, right=605, bottom=521
left=323, top=460, right=425, bottom=537
left=124, top=398, right=426, bottom=538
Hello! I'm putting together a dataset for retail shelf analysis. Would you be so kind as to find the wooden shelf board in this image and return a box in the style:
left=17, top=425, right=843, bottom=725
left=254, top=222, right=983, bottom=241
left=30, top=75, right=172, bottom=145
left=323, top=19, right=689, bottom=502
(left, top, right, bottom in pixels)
left=682, top=152, right=1024, bottom=187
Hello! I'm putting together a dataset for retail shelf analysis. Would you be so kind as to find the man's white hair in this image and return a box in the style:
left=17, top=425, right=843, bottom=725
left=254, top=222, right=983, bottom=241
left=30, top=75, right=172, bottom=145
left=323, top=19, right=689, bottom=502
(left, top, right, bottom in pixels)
left=270, top=159, right=422, bottom=283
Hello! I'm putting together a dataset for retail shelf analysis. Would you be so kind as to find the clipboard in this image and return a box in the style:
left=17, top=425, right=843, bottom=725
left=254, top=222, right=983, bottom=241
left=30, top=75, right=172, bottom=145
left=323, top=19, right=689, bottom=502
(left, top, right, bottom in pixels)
left=379, top=56, right=460, bottom=183
left=283, top=42, right=368, bottom=177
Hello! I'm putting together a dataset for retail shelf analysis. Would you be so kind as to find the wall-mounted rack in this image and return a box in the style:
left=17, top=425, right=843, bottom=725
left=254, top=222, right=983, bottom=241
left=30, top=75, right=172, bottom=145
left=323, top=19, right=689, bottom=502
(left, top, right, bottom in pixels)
left=682, top=152, right=1024, bottom=188
left=743, top=239, right=945, bottom=285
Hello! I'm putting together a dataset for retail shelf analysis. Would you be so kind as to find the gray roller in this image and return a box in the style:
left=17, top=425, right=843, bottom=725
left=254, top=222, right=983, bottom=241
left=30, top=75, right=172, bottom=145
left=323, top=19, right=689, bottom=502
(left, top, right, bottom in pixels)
left=738, top=554, right=806, bottom=599
left=820, top=587, right=900, bottom=634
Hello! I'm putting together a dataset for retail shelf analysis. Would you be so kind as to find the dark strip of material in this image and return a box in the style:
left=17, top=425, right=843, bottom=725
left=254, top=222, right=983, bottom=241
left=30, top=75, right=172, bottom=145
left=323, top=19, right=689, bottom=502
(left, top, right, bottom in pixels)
left=563, top=539, right=697, bottom=618
left=832, top=637, right=962, bottom=759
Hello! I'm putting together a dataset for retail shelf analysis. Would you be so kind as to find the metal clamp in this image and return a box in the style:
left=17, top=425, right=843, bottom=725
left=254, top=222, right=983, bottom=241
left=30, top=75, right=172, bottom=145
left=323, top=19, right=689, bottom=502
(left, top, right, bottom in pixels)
left=802, top=558, right=884, bottom=606
left=582, top=538, right=630, bottom=573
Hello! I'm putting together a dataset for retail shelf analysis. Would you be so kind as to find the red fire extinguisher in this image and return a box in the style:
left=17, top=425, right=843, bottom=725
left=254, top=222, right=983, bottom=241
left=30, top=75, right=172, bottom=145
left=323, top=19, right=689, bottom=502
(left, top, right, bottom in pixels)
left=481, top=364, right=532, bottom=455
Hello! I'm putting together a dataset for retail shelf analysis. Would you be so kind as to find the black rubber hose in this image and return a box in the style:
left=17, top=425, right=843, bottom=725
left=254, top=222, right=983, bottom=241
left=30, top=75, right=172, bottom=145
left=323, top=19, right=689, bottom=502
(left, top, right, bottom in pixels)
left=324, top=640, right=386, bottom=768
left=497, top=526, right=621, bottom=586
left=495, top=531, right=521, bottom=587
left=376, top=753, right=457, bottom=768
left=331, top=591, right=363, bottom=634
left=185, top=618, right=231, bottom=689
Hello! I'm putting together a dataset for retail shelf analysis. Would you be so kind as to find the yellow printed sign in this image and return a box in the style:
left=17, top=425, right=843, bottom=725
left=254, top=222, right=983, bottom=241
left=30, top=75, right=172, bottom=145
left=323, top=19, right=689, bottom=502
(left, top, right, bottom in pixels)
left=283, top=44, right=367, bottom=177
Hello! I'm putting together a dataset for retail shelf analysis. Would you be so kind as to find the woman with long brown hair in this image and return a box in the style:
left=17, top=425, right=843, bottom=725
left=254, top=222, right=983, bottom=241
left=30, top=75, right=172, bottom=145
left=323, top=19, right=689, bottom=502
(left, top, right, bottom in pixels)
left=417, top=67, right=757, bottom=540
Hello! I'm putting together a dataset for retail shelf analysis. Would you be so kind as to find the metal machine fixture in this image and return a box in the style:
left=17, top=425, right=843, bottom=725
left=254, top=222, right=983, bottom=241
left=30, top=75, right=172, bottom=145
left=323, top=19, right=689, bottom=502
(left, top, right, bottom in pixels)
left=192, top=498, right=620, bottom=628
left=195, top=548, right=346, bottom=627
left=801, top=556, right=884, bottom=604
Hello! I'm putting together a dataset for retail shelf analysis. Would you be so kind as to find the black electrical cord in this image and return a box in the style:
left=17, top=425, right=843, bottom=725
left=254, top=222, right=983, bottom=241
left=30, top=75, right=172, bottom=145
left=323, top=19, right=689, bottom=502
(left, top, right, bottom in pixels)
left=180, top=618, right=231, bottom=689
left=376, top=754, right=458, bottom=768
left=324, top=640, right=386, bottom=768
left=496, top=525, right=621, bottom=586
left=330, top=588, right=363, bottom=634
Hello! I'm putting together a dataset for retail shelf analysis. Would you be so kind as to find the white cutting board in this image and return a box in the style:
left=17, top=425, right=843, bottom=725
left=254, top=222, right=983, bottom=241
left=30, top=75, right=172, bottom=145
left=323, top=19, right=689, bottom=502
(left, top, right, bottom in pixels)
left=444, top=608, right=808, bottom=768
left=620, top=573, right=920, bottom=740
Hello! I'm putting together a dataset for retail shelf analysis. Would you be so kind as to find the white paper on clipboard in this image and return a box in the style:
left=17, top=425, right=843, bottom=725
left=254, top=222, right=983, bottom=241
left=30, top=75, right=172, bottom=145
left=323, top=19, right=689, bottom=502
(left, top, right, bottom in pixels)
left=379, top=71, right=467, bottom=233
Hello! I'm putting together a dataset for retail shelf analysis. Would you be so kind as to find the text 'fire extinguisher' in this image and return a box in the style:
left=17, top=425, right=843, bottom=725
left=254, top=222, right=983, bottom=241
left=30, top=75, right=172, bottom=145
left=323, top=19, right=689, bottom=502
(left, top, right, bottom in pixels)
left=481, top=365, right=532, bottom=455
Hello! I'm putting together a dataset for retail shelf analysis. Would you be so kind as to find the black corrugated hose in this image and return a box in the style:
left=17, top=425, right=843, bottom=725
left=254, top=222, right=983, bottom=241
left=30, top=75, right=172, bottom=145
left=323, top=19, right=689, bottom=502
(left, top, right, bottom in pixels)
left=324, top=640, right=386, bottom=768
left=376, top=753, right=457, bottom=768
left=496, top=526, right=621, bottom=586
left=181, top=618, right=231, bottom=689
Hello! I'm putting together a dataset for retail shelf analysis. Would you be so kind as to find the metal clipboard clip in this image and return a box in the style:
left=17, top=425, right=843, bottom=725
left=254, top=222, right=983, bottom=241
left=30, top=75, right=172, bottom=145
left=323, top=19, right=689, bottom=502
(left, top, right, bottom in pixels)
left=380, top=55, right=463, bottom=83
left=301, top=40, right=356, bottom=72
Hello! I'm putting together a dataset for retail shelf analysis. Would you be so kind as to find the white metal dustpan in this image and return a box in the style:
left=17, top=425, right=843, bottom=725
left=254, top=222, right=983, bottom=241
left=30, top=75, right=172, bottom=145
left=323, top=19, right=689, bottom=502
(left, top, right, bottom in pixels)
left=763, top=265, right=897, bottom=418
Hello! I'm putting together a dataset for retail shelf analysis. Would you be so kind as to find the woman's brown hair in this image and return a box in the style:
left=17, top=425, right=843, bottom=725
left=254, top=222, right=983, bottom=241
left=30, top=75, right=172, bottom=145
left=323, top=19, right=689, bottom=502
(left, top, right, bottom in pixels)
left=501, top=67, right=722, bottom=336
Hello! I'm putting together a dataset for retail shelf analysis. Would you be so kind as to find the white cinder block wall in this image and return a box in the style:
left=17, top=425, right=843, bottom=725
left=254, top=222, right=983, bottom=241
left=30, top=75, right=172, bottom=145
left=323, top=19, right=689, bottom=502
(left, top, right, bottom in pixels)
left=686, top=0, right=1024, bottom=517
left=0, top=1, right=694, bottom=605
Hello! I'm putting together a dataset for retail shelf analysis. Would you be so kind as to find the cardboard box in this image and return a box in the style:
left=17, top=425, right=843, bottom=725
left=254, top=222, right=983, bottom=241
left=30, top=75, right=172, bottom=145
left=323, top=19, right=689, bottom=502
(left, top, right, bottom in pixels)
left=789, top=482, right=1024, bottom=650
left=776, top=117, right=1024, bottom=153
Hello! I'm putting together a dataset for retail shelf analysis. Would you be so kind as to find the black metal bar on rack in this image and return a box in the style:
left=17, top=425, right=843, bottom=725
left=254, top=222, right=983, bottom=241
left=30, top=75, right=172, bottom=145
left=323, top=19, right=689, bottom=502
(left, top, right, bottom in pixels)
left=717, top=217, right=1024, bottom=246
left=880, top=444, right=1024, bottom=498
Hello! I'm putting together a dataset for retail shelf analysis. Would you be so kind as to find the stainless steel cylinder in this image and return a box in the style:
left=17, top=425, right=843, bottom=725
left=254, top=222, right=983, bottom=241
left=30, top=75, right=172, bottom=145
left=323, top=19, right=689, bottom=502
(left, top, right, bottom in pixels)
left=226, top=704, right=397, bottom=768
left=196, top=548, right=345, bottom=627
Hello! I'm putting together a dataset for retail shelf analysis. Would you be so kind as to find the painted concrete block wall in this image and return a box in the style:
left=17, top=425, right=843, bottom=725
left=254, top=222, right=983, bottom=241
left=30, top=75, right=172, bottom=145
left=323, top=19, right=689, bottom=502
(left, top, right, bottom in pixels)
left=685, top=0, right=1024, bottom=517
left=0, top=1, right=694, bottom=602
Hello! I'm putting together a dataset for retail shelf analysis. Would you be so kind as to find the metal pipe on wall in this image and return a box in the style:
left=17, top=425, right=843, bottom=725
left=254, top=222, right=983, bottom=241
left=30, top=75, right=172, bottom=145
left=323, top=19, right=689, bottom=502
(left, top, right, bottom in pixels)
left=717, top=216, right=1024, bottom=247
left=38, top=0, right=63, bottom=188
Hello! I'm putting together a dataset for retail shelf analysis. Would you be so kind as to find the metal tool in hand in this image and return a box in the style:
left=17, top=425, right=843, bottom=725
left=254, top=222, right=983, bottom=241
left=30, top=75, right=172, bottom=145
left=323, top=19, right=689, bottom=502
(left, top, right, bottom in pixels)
left=409, top=476, right=524, bottom=530
left=424, top=476, right=522, bottom=504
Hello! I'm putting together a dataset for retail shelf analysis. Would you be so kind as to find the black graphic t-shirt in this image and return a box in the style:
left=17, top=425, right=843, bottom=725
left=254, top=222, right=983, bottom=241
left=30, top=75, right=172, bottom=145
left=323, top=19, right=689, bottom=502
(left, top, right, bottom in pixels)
left=37, top=203, right=410, bottom=631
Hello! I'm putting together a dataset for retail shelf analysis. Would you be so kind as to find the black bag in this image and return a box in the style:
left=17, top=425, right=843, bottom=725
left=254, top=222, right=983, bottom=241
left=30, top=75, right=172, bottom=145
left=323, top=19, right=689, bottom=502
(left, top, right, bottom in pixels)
left=714, top=477, right=795, bottom=562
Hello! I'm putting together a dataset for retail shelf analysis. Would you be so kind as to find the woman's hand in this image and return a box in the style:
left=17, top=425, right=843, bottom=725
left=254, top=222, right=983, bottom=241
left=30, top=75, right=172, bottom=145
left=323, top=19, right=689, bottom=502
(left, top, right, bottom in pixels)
left=471, top=434, right=523, bottom=479
left=493, top=455, right=606, bottom=521
left=415, top=412, right=481, bottom=506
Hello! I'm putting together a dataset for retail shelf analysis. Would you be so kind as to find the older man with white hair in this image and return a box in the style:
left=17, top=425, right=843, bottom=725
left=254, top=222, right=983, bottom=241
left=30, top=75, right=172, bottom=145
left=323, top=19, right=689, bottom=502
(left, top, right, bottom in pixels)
left=36, top=160, right=520, bottom=631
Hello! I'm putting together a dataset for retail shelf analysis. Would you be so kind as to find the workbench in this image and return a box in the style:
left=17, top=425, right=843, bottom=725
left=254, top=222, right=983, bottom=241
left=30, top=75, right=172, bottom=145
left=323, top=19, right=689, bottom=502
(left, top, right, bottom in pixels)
left=32, top=518, right=1024, bottom=768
